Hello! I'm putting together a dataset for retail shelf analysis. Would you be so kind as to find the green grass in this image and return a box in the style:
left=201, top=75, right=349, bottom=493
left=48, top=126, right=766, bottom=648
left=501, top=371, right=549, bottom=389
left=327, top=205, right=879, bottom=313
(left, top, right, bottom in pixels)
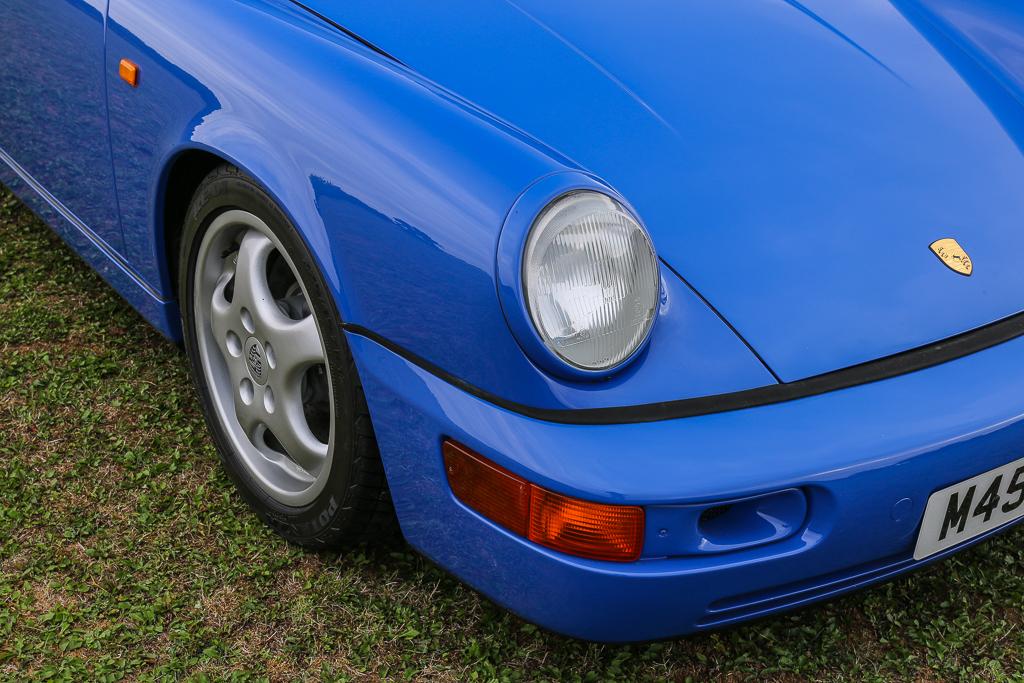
left=1, top=185, right=1023, bottom=682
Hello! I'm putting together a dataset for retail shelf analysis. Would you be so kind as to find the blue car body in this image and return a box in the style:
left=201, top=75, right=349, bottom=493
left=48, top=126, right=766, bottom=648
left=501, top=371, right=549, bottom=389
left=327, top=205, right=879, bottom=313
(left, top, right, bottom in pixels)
left=2, top=0, right=1024, bottom=640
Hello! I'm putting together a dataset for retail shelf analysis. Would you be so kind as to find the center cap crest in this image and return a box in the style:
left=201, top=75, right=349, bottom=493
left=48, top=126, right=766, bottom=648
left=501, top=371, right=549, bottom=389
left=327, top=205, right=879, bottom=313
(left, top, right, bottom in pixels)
left=244, top=337, right=268, bottom=385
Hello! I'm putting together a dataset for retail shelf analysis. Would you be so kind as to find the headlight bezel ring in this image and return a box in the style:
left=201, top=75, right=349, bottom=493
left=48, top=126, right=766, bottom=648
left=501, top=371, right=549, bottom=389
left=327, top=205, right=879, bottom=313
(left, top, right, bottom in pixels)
left=496, top=173, right=663, bottom=381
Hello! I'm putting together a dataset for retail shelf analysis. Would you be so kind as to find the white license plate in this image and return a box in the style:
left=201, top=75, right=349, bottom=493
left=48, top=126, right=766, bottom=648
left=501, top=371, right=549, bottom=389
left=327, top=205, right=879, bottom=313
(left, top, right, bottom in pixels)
left=914, top=457, right=1024, bottom=560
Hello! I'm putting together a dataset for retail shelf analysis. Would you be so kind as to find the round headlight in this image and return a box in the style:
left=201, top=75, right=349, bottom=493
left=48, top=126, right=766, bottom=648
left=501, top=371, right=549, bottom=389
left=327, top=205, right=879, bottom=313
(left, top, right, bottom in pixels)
left=523, top=191, right=660, bottom=372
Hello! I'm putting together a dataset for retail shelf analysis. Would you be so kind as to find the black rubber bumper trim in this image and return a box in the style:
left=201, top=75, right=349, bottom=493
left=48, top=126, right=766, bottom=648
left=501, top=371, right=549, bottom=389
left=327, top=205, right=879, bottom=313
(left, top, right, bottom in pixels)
left=343, top=312, right=1024, bottom=425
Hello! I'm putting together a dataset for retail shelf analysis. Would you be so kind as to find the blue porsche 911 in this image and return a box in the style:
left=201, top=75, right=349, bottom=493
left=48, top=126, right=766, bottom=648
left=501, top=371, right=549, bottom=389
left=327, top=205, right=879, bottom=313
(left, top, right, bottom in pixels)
left=3, top=0, right=1024, bottom=641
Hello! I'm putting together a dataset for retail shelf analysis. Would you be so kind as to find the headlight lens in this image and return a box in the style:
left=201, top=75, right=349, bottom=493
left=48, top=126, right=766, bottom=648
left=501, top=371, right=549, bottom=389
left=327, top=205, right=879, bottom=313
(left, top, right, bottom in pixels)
left=523, top=191, right=660, bottom=371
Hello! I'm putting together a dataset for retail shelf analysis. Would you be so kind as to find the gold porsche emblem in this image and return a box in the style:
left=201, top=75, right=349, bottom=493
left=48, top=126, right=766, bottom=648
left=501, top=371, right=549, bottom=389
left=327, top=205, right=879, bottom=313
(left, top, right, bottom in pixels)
left=929, top=238, right=972, bottom=276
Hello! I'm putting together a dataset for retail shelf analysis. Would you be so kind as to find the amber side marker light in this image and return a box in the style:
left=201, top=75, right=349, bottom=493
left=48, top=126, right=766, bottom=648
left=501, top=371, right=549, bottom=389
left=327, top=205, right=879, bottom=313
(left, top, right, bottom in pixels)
left=443, top=440, right=645, bottom=562
left=119, top=59, right=140, bottom=88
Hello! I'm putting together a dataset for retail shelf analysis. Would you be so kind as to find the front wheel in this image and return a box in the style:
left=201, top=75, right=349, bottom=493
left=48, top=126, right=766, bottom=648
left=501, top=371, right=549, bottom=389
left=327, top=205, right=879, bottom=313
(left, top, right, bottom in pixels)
left=179, top=165, right=395, bottom=547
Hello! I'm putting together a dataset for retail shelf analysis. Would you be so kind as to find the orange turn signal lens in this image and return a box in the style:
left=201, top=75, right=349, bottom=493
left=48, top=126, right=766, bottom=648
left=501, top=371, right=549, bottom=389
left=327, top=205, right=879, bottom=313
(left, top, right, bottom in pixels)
left=119, top=59, right=139, bottom=88
left=528, top=486, right=645, bottom=562
left=443, top=440, right=645, bottom=562
left=444, top=440, right=530, bottom=537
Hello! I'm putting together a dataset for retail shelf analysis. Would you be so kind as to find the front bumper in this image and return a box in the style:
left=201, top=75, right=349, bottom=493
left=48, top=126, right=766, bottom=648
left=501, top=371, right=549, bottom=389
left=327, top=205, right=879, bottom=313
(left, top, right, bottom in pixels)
left=349, top=330, right=1024, bottom=642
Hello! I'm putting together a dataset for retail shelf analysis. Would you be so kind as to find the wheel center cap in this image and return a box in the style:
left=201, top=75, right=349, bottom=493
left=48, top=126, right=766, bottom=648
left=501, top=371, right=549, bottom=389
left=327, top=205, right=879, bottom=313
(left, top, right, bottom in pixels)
left=244, top=337, right=268, bottom=385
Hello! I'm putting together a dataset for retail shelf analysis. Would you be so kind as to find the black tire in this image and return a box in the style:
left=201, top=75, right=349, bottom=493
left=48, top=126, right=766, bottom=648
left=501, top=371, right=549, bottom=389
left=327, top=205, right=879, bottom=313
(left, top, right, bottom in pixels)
left=178, top=164, right=396, bottom=548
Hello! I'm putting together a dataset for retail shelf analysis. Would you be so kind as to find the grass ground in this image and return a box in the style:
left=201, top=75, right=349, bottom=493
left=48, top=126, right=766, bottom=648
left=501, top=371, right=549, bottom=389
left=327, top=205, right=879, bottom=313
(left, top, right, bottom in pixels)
left=1, top=185, right=1023, bottom=682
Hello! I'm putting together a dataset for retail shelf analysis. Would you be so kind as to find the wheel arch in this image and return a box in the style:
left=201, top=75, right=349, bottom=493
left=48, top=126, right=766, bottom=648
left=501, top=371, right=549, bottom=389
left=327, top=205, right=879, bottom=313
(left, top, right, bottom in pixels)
left=154, top=137, right=348, bottom=324
left=158, top=148, right=226, bottom=299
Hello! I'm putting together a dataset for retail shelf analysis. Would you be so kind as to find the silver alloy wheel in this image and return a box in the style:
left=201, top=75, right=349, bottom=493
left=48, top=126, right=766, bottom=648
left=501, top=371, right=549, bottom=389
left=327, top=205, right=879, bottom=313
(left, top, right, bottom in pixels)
left=194, top=209, right=334, bottom=507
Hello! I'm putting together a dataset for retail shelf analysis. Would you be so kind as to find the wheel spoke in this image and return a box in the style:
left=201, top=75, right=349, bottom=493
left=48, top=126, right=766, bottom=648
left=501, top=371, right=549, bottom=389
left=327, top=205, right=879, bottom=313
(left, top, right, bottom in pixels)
left=232, top=231, right=284, bottom=329
left=264, top=398, right=328, bottom=474
left=257, top=448, right=317, bottom=485
left=267, top=314, right=325, bottom=380
left=232, top=380, right=263, bottom=437
left=209, top=271, right=238, bottom=362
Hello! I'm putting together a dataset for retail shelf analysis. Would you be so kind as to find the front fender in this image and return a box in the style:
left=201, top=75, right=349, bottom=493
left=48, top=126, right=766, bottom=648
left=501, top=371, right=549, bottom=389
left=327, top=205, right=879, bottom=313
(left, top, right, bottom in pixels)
left=106, top=0, right=775, bottom=411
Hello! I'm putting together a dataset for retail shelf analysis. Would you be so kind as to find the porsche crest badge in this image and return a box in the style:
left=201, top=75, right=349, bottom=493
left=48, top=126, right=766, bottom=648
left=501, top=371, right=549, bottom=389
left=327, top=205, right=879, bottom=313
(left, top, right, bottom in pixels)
left=929, top=238, right=972, bottom=276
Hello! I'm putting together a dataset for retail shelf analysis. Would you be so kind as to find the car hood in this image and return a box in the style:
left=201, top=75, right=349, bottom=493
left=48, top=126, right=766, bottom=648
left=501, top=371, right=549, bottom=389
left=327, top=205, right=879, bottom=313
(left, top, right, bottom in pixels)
left=301, top=0, right=1024, bottom=381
